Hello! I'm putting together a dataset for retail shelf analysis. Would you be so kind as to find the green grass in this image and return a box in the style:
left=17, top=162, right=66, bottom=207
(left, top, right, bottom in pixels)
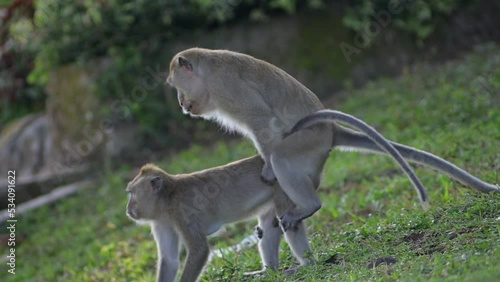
left=3, top=43, right=499, bottom=281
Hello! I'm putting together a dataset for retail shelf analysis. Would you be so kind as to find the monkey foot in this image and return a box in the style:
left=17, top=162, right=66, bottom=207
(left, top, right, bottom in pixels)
left=279, top=213, right=302, bottom=232
left=243, top=269, right=267, bottom=276
left=244, top=266, right=302, bottom=277
left=284, top=265, right=302, bottom=275
left=243, top=267, right=277, bottom=276
left=280, top=205, right=320, bottom=232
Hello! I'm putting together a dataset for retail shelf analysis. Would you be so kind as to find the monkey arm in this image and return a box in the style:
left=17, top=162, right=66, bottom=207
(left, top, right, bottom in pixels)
left=152, top=223, right=180, bottom=282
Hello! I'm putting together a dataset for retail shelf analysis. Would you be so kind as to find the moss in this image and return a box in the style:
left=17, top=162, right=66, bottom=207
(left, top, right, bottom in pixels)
left=45, top=63, right=105, bottom=164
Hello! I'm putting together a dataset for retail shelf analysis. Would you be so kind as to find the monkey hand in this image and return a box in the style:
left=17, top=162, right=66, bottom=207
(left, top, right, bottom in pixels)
left=260, top=163, right=277, bottom=185
left=254, top=225, right=264, bottom=239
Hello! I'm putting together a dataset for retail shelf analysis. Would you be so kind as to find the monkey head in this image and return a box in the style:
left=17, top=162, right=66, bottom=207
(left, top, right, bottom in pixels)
left=166, top=48, right=215, bottom=117
left=126, top=164, right=171, bottom=222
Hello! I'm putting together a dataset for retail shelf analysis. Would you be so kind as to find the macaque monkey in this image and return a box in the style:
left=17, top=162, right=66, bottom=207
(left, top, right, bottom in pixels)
left=166, top=48, right=499, bottom=230
left=126, top=158, right=313, bottom=282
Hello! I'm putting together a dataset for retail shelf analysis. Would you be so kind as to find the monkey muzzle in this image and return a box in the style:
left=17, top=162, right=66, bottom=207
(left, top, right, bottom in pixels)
left=181, top=102, right=194, bottom=114
left=182, top=101, right=200, bottom=116
left=126, top=208, right=138, bottom=219
left=126, top=200, right=139, bottom=220
left=177, top=91, right=195, bottom=114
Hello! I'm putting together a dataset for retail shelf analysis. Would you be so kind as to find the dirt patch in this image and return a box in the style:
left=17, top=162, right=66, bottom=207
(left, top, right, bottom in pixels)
left=447, top=227, right=474, bottom=240
left=403, top=231, right=430, bottom=244
left=402, top=231, right=445, bottom=255
left=324, top=254, right=342, bottom=265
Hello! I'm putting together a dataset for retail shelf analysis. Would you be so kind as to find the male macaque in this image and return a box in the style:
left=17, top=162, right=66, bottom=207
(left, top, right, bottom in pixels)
left=166, top=48, right=499, bottom=229
left=126, top=158, right=313, bottom=282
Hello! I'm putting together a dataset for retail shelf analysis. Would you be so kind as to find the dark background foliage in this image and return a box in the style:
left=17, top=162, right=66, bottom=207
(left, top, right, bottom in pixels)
left=1, top=0, right=471, bottom=142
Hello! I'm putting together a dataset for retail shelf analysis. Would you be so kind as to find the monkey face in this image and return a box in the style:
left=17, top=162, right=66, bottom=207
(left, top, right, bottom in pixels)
left=167, top=53, right=214, bottom=116
left=126, top=174, right=164, bottom=221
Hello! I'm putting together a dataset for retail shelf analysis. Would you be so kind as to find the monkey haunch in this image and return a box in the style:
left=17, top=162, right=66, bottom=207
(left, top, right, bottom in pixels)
left=166, top=48, right=498, bottom=230
left=126, top=158, right=313, bottom=282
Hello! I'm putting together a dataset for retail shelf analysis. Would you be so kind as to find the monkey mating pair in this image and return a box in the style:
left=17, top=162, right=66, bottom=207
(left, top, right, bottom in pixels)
left=126, top=48, right=498, bottom=282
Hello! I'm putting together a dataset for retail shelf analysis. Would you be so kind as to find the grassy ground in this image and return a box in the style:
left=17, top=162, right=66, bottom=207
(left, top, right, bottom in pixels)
left=2, top=44, right=499, bottom=281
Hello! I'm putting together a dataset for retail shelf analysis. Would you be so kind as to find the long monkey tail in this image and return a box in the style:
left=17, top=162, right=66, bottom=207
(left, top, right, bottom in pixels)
left=335, top=122, right=499, bottom=193
left=288, top=110, right=499, bottom=195
left=287, top=109, right=429, bottom=209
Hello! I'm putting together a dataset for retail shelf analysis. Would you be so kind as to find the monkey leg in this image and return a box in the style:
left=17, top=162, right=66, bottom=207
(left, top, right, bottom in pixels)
left=247, top=118, right=284, bottom=184
left=271, top=126, right=332, bottom=230
left=152, top=224, right=180, bottom=282
left=256, top=209, right=282, bottom=270
left=284, top=220, right=315, bottom=267
left=280, top=217, right=316, bottom=274
left=178, top=231, right=210, bottom=282
left=244, top=209, right=282, bottom=276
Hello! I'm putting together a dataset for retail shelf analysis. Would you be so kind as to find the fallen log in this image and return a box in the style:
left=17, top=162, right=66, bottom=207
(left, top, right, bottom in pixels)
left=0, top=180, right=95, bottom=222
left=0, top=165, right=89, bottom=208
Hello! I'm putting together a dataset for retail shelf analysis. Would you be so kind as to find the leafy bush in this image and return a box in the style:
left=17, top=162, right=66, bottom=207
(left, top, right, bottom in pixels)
left=26, top=0, right=317, bottom=146
left=342, top=0, right=467, bottom=45
left=4, top=0, right=476, bottom=143
left=0, top=0, right=44, bottom=126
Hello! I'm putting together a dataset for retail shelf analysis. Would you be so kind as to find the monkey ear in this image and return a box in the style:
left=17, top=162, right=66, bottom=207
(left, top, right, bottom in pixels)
left=178, top=56, right=193, bottom=72
left=150, top=176, right=164, bottom=193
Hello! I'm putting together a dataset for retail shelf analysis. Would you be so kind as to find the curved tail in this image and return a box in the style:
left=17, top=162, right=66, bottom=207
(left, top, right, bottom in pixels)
left=288, top=110, right=499, bottom=194
left=335, top=126, right=499, bottom=193
left=288, top=110, right=429, bottom=208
